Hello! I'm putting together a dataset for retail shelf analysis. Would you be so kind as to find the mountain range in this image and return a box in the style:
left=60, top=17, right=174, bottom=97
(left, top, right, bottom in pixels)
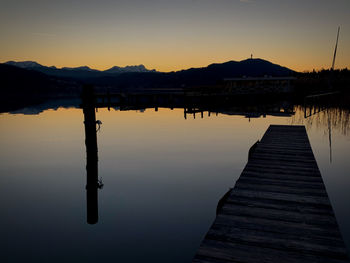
left=5, top=61, right=156, bottom=79
left=1, top=58, right=295, bottom=92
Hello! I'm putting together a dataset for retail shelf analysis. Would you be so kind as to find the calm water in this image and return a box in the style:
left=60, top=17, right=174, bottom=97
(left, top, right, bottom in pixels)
left=1, top=105, right=349, bottom=262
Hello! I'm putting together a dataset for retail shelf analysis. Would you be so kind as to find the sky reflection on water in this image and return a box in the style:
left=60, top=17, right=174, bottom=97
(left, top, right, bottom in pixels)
left=0, top=106, right=349, bottom=262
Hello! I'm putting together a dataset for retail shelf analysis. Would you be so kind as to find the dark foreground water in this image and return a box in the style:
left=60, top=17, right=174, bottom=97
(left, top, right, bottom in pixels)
left=1, top=105, right=349, bottom=262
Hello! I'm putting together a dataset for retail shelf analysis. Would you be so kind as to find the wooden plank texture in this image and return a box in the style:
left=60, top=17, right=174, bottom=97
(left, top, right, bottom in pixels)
left=193, top=125, right=349, bottom=263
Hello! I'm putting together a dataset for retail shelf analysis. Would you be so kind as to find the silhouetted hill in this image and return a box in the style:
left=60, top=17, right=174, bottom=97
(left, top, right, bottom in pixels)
left=1, top=64, right=53, bottom=92
left=173, top=58, right=293, bottom=85
left=0, top=64, right=80, bottom=97
left=179, top=59, right=292, bottom=78
left=0, top=64, right=81, bottom=112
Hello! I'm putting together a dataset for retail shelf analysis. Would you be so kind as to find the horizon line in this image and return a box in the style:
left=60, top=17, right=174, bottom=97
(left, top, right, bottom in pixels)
left=2, top=58, right=347, bottom=73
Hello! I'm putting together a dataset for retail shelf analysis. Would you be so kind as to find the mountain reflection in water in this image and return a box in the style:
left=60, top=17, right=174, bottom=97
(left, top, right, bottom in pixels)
left=0, top=94, right=349, bottom=263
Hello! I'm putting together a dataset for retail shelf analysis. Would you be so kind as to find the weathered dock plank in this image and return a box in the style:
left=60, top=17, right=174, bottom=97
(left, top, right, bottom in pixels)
left=193, top=125, right=349, bottom=263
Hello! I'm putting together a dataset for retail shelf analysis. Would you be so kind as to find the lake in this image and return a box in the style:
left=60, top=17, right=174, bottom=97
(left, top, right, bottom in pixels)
left=1, top=102, right=349, bottom=262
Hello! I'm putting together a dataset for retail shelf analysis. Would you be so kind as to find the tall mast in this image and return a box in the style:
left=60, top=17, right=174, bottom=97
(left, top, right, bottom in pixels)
left=331, top=26, right=340, bottom=70
left=327, top=27, right=339, bottom=163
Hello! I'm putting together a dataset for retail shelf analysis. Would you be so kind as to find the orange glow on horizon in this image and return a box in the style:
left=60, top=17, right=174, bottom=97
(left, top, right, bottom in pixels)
left=1, top=0, right=349, bottom=74
left=2, top=55, right=349, bottom=73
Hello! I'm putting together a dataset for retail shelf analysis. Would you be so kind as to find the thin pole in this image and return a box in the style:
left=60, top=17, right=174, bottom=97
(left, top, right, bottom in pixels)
left=331, top=26, right=340, bottom=70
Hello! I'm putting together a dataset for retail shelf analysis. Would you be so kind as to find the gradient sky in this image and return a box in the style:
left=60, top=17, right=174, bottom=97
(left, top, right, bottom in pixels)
left=1, top=0, right=349, bottom=72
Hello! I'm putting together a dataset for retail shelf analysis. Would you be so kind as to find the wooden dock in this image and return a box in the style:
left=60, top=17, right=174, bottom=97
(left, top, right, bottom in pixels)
left=193, top=125, right=349, bottom=263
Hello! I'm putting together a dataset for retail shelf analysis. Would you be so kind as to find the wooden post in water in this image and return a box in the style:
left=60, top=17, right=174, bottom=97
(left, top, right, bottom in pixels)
left=82, top=85, right=99, bottom=224
left=107, top=89, right=111, bottom=111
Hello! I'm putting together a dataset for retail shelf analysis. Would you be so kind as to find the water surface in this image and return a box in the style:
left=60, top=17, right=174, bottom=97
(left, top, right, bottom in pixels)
left=1, top=105, right=349, bottom=262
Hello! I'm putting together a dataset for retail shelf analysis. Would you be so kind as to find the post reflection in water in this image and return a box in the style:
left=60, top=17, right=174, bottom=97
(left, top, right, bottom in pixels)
left=82, top=85, right=103, bottom=224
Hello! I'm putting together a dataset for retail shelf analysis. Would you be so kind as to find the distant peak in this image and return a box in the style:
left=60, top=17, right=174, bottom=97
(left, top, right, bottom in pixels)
left=104, top=64, right=156, bottom=73
left=5, top=60, right=43, bottom=68
left=240, top=58, right=266, bottom=62
left=62, top=66, right=96, bottom=71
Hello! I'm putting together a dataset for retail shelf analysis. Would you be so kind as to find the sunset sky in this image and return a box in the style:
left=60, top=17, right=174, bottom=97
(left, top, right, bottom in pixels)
left=1, top=0, right=349, bottom=72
